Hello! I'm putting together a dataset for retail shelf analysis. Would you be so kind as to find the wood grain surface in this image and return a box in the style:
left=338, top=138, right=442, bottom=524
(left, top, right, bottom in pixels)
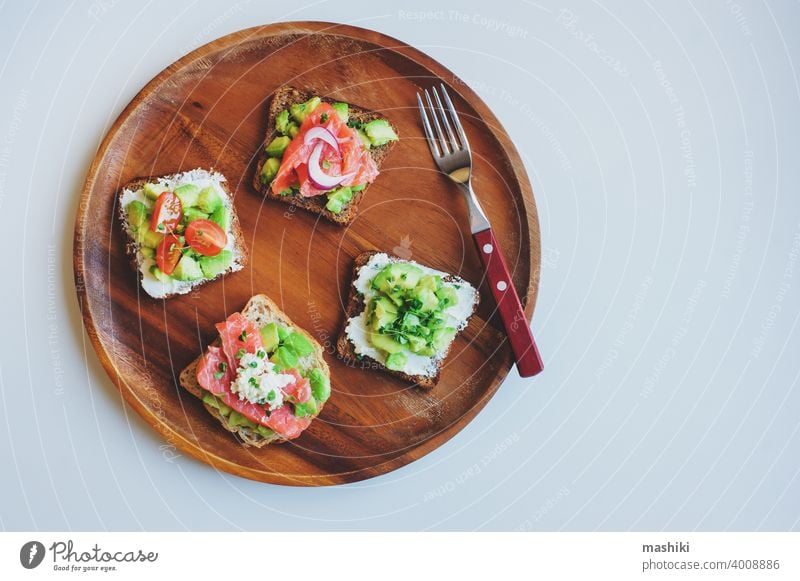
left=73, top=21, right=541, bottom=485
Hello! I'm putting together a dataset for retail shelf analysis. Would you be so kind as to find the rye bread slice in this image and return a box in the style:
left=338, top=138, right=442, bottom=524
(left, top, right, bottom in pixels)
left=252, top=86, right=398, bottom=226
left=335, top=251, right=479, bottom=389
left=118, top=168, right=248, bottom=299
left=179, top=294, right=331, bottom=448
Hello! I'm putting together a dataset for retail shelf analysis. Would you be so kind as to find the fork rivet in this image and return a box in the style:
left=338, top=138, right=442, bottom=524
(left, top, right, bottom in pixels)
left=482, top=244, right=493, bottom=254
left=496, top=280, right=508, bottom=292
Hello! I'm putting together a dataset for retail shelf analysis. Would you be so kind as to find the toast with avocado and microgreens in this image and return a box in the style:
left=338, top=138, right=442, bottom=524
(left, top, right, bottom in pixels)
left=179, top=294, right=331, bottom=447
left=118, top=168, right=247, bottom=299
left=253, top=86, right=399, bottom=226
left=336, top=251, right=480, bottom=389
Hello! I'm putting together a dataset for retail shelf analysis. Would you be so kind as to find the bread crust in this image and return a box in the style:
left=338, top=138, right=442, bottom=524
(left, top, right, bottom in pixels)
left=252, top=86, right=398, bottom=226
left=179, top=294, right=330, bottom=448
left=335, top=251, right=479, bottom=389
left=117, top=169, right=248, bottom=299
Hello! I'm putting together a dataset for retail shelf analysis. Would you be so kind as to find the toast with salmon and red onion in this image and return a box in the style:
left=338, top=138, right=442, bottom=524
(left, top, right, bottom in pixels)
left=253, top=86, right=399, bottom=226
left=179, top=294, right=331, bottom=447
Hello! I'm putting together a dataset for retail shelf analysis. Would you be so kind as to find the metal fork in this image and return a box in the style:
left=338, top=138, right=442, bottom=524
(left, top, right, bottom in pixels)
left=417, top=84, right=543, bottom=377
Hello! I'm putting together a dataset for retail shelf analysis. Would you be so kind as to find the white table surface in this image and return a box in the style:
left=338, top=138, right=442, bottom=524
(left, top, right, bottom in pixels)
left=1, top=0, right=798, bottom=531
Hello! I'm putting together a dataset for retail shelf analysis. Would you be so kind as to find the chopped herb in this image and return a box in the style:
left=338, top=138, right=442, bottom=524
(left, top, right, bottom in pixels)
left=267, top=391, right=276, bottom=402
left=218, top=362, right=227, bottom=372
left=322, top=160, right=330, bottom=169
left=320, top=112, right=329, bottom=123
left=213, top=371, right=225, bottom=380
left=239, top=330, right=247, bottom=341
left=157, top=223, right=165, bottom=232
left=257, top=350, right=266, bottom=359
left=249, top=361, right=258, bottom=368
left=235, top=348, right=246, bottom=359
left=249, top=377, right=258, bottom=387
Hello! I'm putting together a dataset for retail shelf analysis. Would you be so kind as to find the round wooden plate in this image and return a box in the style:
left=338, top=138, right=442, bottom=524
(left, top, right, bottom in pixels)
left=74, top=21, right=540, bottom=485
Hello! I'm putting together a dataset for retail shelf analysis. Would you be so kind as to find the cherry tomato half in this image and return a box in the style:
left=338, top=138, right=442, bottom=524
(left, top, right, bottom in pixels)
left=150, top=191, right=183, bottom=233
left=156, top=234, right=183, bottom=275
left=185, top=219, right=227, bottom=257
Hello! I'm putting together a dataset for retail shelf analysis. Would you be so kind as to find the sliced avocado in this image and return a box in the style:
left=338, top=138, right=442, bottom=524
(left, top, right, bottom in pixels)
left=324, top=186, right=353, bottom=214
left=432, top=327, right=457, bottom=351
left=394, top=263, right=423, bottom=289
left=332, top=102, right=349, bottom=123
left=227, top=411, right=257, bottom=429
left=284, top=332, right=314, bottom=357
left=201, top=392, right=232, bottom=417
left=371, top=297, right=398, bottom=330
left=351, top=183, right=366, bottom=192
left=270, top=345, right=298, bottom=369
left=172, top=255, right=203, bottom=281
left=293, top=397, right=318, bottom=418
left=385, top=352, right=408, bottom=371
left=418, top=274, right=442, bottom=292
left=260, top=157, right=281, bottom=184
left=183, top=207, right=209, bottom=223
left=309, top=368, right=330, bottom=402
left=140, top=246, right=155, bottom=260
left=417, top=287, right=439, bottom=312
left=198, top=250, right=233, bottom=279
left=417, top=345, right=436, bottom=357
left=125, top=200, right=148, bottom=230
left=277, top=324, right=292, bottom=341
left=136, top=228, right=164, bottom=249
left=209, top=205, right=231, bottom=230
left=407, top=334, right=427, bottom=354
left=149, top=264, right=171, bottom=284
left=197, top=186, right=222, bottom=214
left=275, top=109, right=290, bottom=135
left=287, top=123, right=300, bottom=139
left=356, top=128, right=371, bottom=149
left=142, top=183, right=166, bottom=200
left=435, top=285, right=458, bottom=308
left=260, top=322, right=280, bottom=353
left=363, top=119, right=399, bottom=146
left=369, top=331, right=405, bottom=354
left=265, top=136, right=291, bottom=158
left=290, top=96, right=322, bottom=123
left=174, top=184, right=200, bottom=207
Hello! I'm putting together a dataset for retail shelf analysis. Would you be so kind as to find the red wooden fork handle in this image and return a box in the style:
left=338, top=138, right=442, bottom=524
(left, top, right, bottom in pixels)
left=473, top=228, right=543, bottom=377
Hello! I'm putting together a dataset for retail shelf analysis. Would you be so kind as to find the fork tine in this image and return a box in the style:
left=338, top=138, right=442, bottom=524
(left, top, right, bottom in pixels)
left=416, top=92, right=441, bottom=159
left=439, top=84, right=470, bottom=151
left=424, top=88, right=451, bottom=155
left=432, top=86, right=460, bottom=150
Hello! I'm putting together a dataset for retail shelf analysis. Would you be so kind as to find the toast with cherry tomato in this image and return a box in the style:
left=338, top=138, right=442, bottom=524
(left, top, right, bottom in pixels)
left=253, top=86, right=399, bottom=226
left=118, top=168, right=247, bottom=299
left=179, top=294, right=331, bottom=447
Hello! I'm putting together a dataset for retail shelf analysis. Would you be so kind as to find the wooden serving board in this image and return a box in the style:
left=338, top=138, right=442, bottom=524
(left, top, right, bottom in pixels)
left=73, top=21, right=540, bottom=485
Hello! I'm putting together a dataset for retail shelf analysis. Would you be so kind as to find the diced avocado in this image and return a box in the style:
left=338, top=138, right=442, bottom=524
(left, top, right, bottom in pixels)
left=270, top=345, right=298, bottom=369
left=209, top=205, right=231, bottom=231
left=435, top=285, right=458, bottom=308
left=275, top=109, right=290, bottom=135
left=417, top=346, right=436, bottom=357
left=136, top=228, right=164, bottom=249
left=277, top=325, right=292, bottom=341
left=183, top=207, right=209, bottom=223
left=356, top=129, right=371, bottom=149
left=202, top=392, right=232, bottom=417
left=417, top=287, right=439, bottom=312
left=290, top=96, right=322, bottom=123
left=371, top=297, right=398, bottom=330
left=309, top=368, right=330, bottom=402
left=260, top=322, right=280, bottom=353
left=260, top=157, right=281, bottom=184
left=174, top=184, right=200, bottom=207
left=351, top=183, right=366, bottom=192
left=227, top=411, right=257, bottom=428
left=332, top=102, right=349, bottom=123
left=149, top=264, right=171, bottom=284
left=125, top=200, right=148, bottom=230
left=418, top=274, right=442, bottom=292
left=255, top=425, right=275, bottom=438
left=140, top=246, right=155, bottom=260
left=293, top=397, right=318, bottom=418
left=197, top=186, right=222, bottom=214
left=287, top=123, right=300, bottom=138
left=385, top=352, right=408, bottom=371
left=265, top=136, right=291, bottom=158
left=198, top=250, right=233, bottom=279
left=363, top=119, right=399, bottom=146
left=324, top=186, right=353, bottom=214
left=374, top=263, right=422, bottom=293
left=172, top=255, right=203, bottom=281
left=142, top=183, right=166, bottom=200
left=406, top=334, right=427, bottom=353
left=432, top=327, right=457, bottom=351
left=369, top=332, right=405, bottom=354
left=284, top=332, right=314, bottom=357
